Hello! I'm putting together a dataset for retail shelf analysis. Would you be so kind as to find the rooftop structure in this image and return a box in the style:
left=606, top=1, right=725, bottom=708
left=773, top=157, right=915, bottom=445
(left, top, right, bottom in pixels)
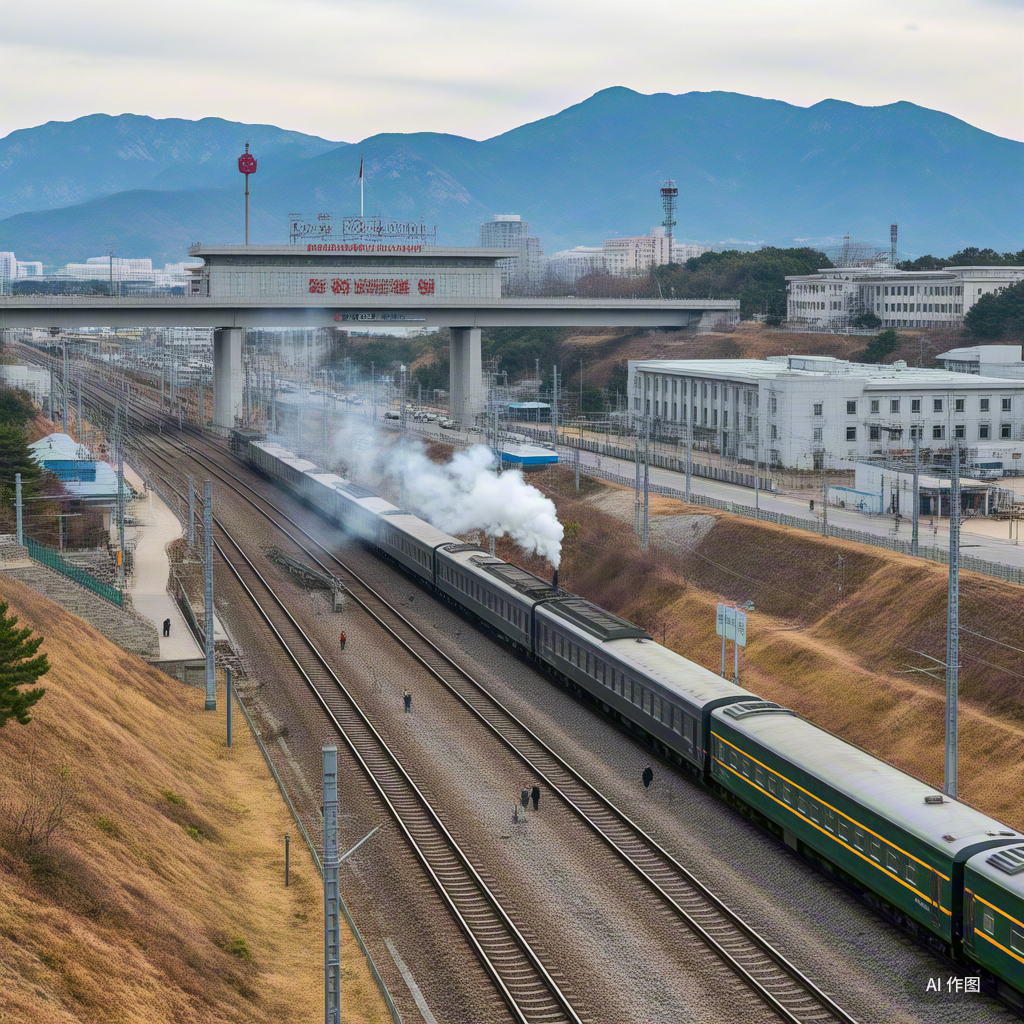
left=936, top=344, right=1024, bottom=380
left=786, top=265, right=1024, bottom=331
left=628, top=354, right=1024, bottom=471
left=28, top=432, right=128, bottom=510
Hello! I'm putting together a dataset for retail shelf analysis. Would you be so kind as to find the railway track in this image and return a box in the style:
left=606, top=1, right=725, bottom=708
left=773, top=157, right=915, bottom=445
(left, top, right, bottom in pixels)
left=126, top=416, right=859, bottom=1024
left=152, top=464, right=583, bottom=1024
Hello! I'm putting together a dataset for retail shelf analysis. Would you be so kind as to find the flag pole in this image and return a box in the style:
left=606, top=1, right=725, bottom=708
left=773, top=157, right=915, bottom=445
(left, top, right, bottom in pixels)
left=359, top=154, right=364, bottom=218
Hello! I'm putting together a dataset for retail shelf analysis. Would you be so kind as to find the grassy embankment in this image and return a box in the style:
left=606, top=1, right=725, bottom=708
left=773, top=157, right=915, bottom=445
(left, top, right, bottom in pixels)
left=494, top=469, right=1024, bottom=831
left=0, top=575, right=387, bottom=1024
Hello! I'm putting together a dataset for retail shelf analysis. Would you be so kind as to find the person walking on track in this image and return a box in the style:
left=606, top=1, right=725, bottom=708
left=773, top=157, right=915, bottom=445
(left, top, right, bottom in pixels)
left=531, top=785, right=540, bottom=811
left=403, top=690, right=412, bottom=713
left=642, top=766, right=654, bottom=789
left=339, top=631, right=347, bottom=651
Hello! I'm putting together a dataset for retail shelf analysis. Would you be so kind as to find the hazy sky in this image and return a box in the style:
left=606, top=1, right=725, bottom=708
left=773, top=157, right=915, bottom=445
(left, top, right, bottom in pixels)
left=2, top=0, right=1023, bottom=142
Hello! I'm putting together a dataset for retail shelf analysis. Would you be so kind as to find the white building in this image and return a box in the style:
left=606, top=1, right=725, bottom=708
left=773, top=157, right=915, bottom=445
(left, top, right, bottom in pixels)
left=545, top=246, right=606, bottom=284
left=16, top=261, right=42, bottom=278
left=479, top=215, right=544, bottom=294
left=628, top=354, right=1024, bottom=471
left=603, top=229, right=671, bottom=276
left=1, top=253, right=44, bottom=282
left=936, top=344, right=1024, bottom=379
left=672, top=243, right=712, bottom=263
left=0, top=365, right=50, bottom=404
left=785, top=265, right=1024, bottom=330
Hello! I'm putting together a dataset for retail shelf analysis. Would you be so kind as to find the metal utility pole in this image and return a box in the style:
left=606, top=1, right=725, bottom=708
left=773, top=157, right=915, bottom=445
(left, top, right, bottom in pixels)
left=271, top=367, right=278, bottom=434
left=944, top=443, right=960, bottom=799
left=77, top=386, right=83, bottom=441
left=187, top=475, right=196, bottom=548
left=244, top=354, right=251, bottom=427
left=820, top=465, right=828, bottom=536
left=754, top=427, right=760, bottom=514
left=634, top=438, right=641, bottom=536
left=15, top=473, right=23, bottom=546
left=323, top=744, right=341, bottom=1024
left=226, top=666, right=232, bottom=748
left=62, top=341, right=69, bottom=434
left=642, top=418, right=650, bottom=551
left=685, top=419, right=692, bottom=502
left=912, top=433, right=920, bottom=556
left=203, top=479, right=216, bottom=712
left=574, top=447, right=580, bottom=491
left=551, top=365, right=559, bottom=443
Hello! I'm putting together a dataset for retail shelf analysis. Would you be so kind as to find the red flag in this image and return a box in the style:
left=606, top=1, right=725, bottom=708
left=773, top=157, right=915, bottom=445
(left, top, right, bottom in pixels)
left=359, top=154, right=363, bottom=180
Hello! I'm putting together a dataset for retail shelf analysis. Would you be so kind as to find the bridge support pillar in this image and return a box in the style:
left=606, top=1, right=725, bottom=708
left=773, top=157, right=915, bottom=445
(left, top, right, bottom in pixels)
left=449, top=327, right=484, bottom=425
left=213, top=327, right=243, bottom=429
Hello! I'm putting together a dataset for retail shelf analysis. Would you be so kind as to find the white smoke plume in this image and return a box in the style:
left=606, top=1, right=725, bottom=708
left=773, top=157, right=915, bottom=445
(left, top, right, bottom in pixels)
left=395, top=443, right=564, bottom=567
left=325, top=414, right=564, bottom=566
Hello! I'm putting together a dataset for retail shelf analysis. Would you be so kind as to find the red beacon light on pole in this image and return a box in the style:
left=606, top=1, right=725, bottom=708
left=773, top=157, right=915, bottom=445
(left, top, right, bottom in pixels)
left=238, top=143, right=257, bottom=245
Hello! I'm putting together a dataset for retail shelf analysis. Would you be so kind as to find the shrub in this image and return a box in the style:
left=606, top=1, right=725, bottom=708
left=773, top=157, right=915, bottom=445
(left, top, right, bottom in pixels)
left=95, top=816, right=121, bottom=838
left=161, top=789, right=186, bottom=807
left=225, top=936, right=252, bottom=961
left=862, top=329, right=899, bottom=363
left=182, top=825, right=202, bottom=842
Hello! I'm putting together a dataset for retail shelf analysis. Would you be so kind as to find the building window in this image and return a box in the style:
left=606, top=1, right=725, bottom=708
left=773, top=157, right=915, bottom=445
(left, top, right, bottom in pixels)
left=981, top=398, right=990, bottom=412
left=1003, top=397, right=1012, bottom=412
left=980, top=424, right=990, bottom=439
left=813, top=403, right=823, bottom=416
left=713, top=410, right=718, bottom=427
left=955, top=398, right=965, bottom=412
left=770, top=397, right=777, bottom=414
left=870, top=426, right=881, bottom=441
left=813, top=427, right=823, bottom=441
left=912, top=398, right=921, bottom=413
left=771, top=424, right=778, bottom=440
left=955, top=424, right=965, bottom=439
left=846, top=427, right=857, bottom=441
left=747, top=416, right=753, bottom=432
left=870, top=399, right=880, bottom=414
left=890, top=399, right=900, bottom=413
left=933, top=398, right=943, bottom=412
left=846, top=400, right=857, bottom=415
left=1001, top=424, right=1012, bottom=439
left=933, top=425, right=945, bottom=440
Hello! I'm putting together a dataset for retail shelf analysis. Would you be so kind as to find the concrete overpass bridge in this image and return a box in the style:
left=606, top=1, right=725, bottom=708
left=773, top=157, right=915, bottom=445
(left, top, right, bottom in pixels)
left=0, top=244, right=739, bottom=427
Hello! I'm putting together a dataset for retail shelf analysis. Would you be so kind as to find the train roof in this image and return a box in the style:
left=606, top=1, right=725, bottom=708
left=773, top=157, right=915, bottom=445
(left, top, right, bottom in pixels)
left=252, top=440, right=321, bottom=475
left=305, top=472, right=350, bottom=490
left=601, top=636, right=761, bottom=706
left=439, top=545, right=560, bottom=603
left=378, top=513, right=457, bottom=548
left=712, top=703, right=1020, bottom=859
left=966, top=843, right=1024, bottom=898
left=537, top=596, right=650, bottom=642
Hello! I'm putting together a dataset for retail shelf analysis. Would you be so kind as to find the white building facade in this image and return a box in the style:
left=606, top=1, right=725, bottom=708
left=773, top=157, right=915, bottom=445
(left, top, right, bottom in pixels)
left=628, top=354, right=1024, bottom=472
left=936, top=344, right=1024, bottom=379
left=479, top=215, right=544, bottom=294
left=785, top=265, right=1024, bottom=330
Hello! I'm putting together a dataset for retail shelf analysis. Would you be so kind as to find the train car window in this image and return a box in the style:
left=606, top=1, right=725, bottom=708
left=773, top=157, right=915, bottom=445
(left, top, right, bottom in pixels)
left=782, top=783, right=792, bottom=804
left=767, top=775, right=776, bottom=795
left=983, top=908, right=994, bottom=935
left=741, top=758, right=750, bottom=778
left=905, top=862, right=917, bottom=886
left=869, top=837, right=882, bottom=861
left=853, top=829, right=864, bottom=851
left=651, top=695, right=661, bottom=721
left=808, top=801, right=819, bottom=823
left=797, top=794, right=808, bottom=814
left=754, top=767, right=764, bottom=787
left=886, top=850, right=899, bottom=874
left=729, top=748, right=739, bottom=768
left=838, top=820, right=849, bottom=842
left=672, top=708, right=682, bottom=734
left=825, top=809, right=836, bottom=832
left=1011, top=925, right=1024, bottom=954
left=641, top=689, right=651, bottom=714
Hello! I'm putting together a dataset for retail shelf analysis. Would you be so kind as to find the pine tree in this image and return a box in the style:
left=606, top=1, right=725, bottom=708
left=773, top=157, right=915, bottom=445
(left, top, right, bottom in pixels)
left=0, top=602, right=49, bottom=727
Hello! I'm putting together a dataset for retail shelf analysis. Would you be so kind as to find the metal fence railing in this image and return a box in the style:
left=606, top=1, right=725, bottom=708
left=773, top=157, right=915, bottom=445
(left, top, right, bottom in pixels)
left=25, top=538, right=124, bottom=606
left=578, top=463, right=1024, bottom=586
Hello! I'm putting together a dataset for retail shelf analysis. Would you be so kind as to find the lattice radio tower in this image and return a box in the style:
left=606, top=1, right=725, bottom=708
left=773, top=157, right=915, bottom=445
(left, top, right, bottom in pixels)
left=661, top=180, right=678, bottom=258
left=890, top=223, right=898, bottom=268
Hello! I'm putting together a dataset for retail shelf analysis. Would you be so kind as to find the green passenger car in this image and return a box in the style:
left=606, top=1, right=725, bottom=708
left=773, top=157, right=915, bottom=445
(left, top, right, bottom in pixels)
left=964, top=846, right=1024, bottom=1007
left=708, top=700, right=1020, bottom=948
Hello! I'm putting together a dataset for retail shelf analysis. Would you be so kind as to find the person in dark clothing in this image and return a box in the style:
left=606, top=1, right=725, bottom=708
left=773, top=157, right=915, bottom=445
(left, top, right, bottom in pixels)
left=530, top=785, right=540, bottom=811
left=162, top=618, right=171, bottom=637
left=521, top=788, right=529, bottom=811
left=403, top=690, right=412, bottom=713
left=339, top=631, right=346, bottom=651
left=642, top=766, right=654, bottom=789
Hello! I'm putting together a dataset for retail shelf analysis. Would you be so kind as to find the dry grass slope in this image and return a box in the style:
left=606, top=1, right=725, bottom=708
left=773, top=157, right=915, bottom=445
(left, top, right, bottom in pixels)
left=0, top=575, right=387, bottom=1024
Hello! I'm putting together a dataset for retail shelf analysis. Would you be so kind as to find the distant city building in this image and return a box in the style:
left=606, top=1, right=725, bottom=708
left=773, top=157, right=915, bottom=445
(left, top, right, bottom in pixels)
left=480, top=215, right=543, bottom=294
left=0, top=252, right=15, bottom=281
left=786, top=265, right=1024, bottom=330
left=545, top=246, right=605, bottom=284
left=936, top=344, right=1024, bottom=379
left=628, top=354, right=1024, bottom=471
left=16, top=262, right=42, bottom=278
left=0, top=364, right=51, bottom=403
left=672, top=243, right=712, bottom=263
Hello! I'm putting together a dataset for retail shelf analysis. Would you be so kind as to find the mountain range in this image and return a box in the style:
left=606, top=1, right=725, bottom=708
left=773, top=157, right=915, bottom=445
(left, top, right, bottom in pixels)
left=1, top=88, right=1021, bottom=268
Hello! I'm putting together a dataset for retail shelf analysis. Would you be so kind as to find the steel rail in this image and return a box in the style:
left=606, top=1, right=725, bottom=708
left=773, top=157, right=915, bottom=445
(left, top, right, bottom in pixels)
left=151, top=467, right=582, bottom=1024
left=133, top=421, right=858, bottom=1024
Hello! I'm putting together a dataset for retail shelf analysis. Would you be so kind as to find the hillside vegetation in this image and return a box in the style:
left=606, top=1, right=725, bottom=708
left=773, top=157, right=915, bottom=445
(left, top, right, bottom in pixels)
left=0, top=575, right=386, bottom=1023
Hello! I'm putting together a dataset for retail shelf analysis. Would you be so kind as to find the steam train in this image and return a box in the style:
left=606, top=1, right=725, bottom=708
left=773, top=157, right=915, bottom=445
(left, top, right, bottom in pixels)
left=231, top=429, right=1024, bottom=1007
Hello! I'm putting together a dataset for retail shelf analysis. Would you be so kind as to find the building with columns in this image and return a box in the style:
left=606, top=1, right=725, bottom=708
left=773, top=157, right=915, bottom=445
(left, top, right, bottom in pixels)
left=785, top=265, right=1024, bottom=330
left=628, top=354, right=1024, bottom=472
